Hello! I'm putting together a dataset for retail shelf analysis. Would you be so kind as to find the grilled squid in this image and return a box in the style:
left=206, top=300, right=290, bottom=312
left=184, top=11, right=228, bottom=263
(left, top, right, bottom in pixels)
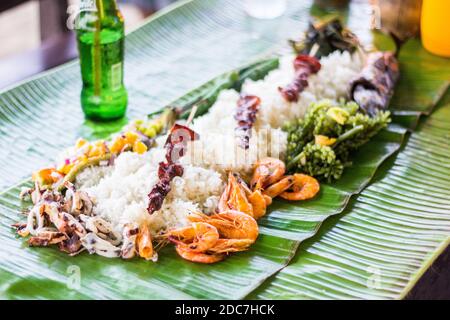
left=279, top=54, right=321, bottom=102
left=120, top=223, right=139, bottom=259
left=147, top=124, right=199, bottom=214
left=234, top=94, right=261, bottom=149
left=349, top=51, right=399, bottom=116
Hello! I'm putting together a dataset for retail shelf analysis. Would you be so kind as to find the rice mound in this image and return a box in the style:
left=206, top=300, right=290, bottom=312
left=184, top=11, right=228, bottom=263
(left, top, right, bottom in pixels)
left=76, top=149, right=224, bottom=234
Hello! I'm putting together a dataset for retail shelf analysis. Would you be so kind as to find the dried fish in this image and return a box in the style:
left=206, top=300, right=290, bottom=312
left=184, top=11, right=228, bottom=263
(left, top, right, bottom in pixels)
left=349, top=51, right=399, bottom=116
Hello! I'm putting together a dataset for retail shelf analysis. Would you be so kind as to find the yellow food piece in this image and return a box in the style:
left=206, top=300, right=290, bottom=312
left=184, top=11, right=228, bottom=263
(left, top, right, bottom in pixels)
left=88, top=141, right=107, bottom=157
left=109, top=136, right=126, bottom=154
left=154, top=121, right=163, bottom=132
left=144, top=127, right=156, bottom=138
left=124, top=131, right=139, bottom=144
left=327, top=107, right=349, bottom=125
left=75, top=138, right=88, bottom=149
left=78, top=155, right=88, bottom=164
left=57, top=163, right=74, bottom=175
left=315, top=135, right=337, bottom=146
left=133, top=141, right=148, bottom=154
left=32, top=168, right=61, bottom=186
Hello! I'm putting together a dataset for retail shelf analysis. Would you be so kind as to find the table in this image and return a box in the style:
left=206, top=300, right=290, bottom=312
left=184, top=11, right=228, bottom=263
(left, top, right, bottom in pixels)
left=0, top=0, right=76, bottom=89
left=0, top=0, right=449, bottom=300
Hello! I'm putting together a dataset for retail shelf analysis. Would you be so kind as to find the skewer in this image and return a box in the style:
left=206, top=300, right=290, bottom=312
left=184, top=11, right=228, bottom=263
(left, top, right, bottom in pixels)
left=186, top=105, right=198, bottom=126
left=308, top=43, right=320, bottom=58
left=278, top=44, right=322, bottom=102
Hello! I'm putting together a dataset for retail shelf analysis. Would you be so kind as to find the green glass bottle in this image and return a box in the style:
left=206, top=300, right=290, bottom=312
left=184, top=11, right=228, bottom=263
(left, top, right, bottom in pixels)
left=76, top=0, right=127, bottom=120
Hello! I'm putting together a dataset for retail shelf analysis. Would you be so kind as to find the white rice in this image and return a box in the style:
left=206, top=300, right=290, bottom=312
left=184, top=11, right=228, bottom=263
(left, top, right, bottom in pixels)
left=243, top=51, right=363, bottom=129
left=76, top=149, right=224, bottom=234
left=74, top=51, right=362, bottom=233
left=181, top=89, right=287, bottom=177
left=183, top=51, right=362, bottom=175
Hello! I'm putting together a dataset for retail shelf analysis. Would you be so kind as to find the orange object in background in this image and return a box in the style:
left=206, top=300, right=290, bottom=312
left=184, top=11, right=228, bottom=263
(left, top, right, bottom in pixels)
left=421, top=0, right=450, bottom=57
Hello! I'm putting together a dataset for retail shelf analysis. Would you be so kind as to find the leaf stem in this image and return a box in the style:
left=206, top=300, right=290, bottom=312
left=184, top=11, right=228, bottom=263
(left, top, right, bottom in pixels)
left=287, top=152, right=303, bottom=171
left=334, top=125, right=364, bottom=144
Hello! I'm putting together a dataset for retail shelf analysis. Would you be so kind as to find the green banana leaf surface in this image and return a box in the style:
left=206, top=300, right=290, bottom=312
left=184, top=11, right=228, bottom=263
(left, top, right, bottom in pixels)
left=251, top=93, right=450, bottom=299
left=0, top=0, right=449, bottom=299
left=0, top=57, right=405, bottom=300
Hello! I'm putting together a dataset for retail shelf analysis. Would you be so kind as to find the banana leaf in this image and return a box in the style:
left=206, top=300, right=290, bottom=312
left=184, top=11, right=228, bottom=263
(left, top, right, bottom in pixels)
left=0, top=187, right=298, bottom=299
left=0, top=0, right=449, bottom=300
left=174, top=57, right=280, bottom=119
left=250, top=93, right=450, bottom=299
left=257, top=124, right=406, bottom=241
left=389, top=39, right=450, bottom=115
left=0, top=63, right=406, bottom=299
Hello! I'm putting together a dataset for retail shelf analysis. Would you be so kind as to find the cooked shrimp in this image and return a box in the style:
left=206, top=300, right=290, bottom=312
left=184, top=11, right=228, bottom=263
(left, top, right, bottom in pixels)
left=279, top=173, right=320, bottom=201
left=166, top=225, right=196, bottom=240
left=175, top=245, right=224, bottom=264
left=168, top=222, right=219, bottom=253
left=247, top=189, right=267, bottom=220
left=136, top=224, right=157, bottom=261
left=262, top=175, right=294, bottom=198
left=190, top=210, right=259, bottom=242
left=208, top=239, right=254, bottom=254
left=218, top=173, right=253, bottom=216
left=251, top=157, right=286, bottom=190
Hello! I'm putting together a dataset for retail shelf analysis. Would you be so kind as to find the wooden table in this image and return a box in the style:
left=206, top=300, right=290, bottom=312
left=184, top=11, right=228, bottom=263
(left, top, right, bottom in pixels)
left=0, top=0, right=76, bottom=89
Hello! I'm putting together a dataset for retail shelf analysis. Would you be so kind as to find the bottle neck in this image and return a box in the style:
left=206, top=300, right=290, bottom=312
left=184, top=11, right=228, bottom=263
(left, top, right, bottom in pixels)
left=98, top=0, right=120, bottom=19
left=80, top=0, right=118, bottom=17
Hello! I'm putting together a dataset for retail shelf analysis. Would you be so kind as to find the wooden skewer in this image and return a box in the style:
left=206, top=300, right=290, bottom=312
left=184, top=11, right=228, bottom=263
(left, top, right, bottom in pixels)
left=308, top=43, right=320, bottom=58
left=186, top=105, right=198, bottom=126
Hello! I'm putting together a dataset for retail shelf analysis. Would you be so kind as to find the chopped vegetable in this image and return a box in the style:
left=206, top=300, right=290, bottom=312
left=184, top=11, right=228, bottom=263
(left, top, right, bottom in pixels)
left=132, top=107, right=176, bottom=138
left=284, top=100, right=391, bottom=181
left=32, top=168, right=63, bottom=188
left=60, top=153, right=112, bottom=188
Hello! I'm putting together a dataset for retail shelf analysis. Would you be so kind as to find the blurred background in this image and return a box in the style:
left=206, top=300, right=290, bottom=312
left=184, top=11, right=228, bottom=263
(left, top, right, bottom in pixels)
left=0, top=0, right=429, bottom=90
left=0, top=0, right=176, bottom=89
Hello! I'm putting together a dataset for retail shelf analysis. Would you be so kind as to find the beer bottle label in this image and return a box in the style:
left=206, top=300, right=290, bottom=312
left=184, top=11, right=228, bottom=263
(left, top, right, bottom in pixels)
left=110, top=62, right=122, bottom=92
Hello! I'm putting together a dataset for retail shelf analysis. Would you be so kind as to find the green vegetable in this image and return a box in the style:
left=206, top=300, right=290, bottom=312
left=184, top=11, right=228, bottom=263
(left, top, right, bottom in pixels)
left=284, top=100, right=391, bottom=181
